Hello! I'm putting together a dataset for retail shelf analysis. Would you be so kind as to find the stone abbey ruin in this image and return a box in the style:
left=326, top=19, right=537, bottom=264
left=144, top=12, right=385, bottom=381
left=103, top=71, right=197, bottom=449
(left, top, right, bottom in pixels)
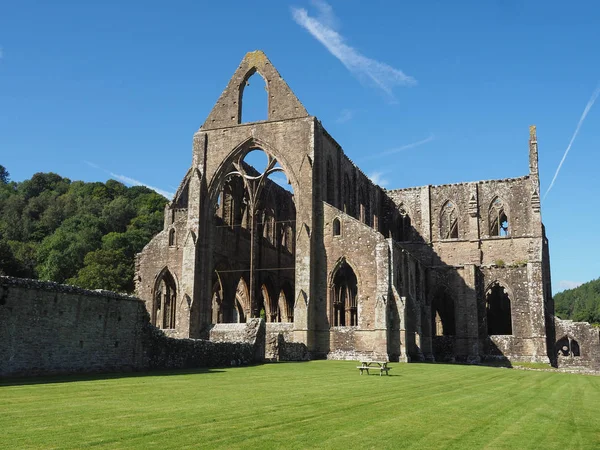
left=2, top=50, right=599, bottom=377
left=135, top=50, right=597, bottom=366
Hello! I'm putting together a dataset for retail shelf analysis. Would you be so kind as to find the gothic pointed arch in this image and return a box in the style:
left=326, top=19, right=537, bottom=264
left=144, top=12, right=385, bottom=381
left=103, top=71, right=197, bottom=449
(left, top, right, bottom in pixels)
left=234, top=277, right=250, bottom=323
left=440, top=200, right=459, bottom=239
left=329, top=257, right=359, bottom=327
left=202, top=50, right=308, bottom=130
left=395, top=203, right=412, bottom=242
left=489, top=196, right=509, bottom=237
left=239, top=67, right=268, bottom=123
left=485, top=280, right=513, bottom=335
left=152, top=267, right=178, bottom=329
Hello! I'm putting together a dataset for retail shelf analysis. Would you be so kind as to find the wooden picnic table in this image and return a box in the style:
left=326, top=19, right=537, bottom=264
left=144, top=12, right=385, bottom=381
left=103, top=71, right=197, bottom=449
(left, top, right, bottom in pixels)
left=356, top=360, right=391, bottom=376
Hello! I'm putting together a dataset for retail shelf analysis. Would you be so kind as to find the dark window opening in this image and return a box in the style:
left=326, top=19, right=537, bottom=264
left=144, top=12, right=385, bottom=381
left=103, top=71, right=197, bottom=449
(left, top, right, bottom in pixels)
left=333, top=218, right=341, bottom=236
left=326, top=158, right=335, bottom=205
left=168, top=229, right=175, bottom=246
left=432, top=288, right=455, bottom=336
left=396, top=207, right=411, bottom=242
left=486, top=282, right=512, bottom=335
left=555, top=335, right=581, bottom=358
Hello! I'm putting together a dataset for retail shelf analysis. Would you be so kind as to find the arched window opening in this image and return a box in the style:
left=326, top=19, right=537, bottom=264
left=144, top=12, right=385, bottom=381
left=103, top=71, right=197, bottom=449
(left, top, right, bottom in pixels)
left=489, top=197, right=509, bottom=237
left=260, top=284, right=278, bottom=322
left=486, top=282, right=513, bottom=335
left=240, top=70, right=268, bottom=124
left=431, top=288, right=455, bottom=336
left=331, top=261, right=358, bottom=327
left=396, top=206, right=411, bottom=242
left=153, top=269, right=177, bottom=329
left=277, top=286, right=294, bottom=323
left=326, top=157, right=335, bottom=205
left=234, top=277, right=249, bottom=323
left=555, top=336, right=581, bottom=358
left=440, top=201, right=458, bottom=239
left=168, top=228, right=176, bottom=246
left=333, top=217, right=341, bottom=236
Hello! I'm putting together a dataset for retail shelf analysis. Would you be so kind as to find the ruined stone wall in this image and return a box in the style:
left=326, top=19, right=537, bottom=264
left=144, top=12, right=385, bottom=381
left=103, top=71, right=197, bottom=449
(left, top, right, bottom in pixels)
left=318, top=203, right=390, bottom=360
left=0, top=277, right=263, bottom=378
left=554, top=318, right=600, bottom=368
left=136, top=214, right=188, bottom=337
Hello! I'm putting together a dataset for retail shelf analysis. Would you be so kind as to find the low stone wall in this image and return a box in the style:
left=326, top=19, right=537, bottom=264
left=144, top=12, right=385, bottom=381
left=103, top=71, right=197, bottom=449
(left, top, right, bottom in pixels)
left=209, top=320, right=266, bottom=363
left=554, top=318, right=600, bottom=368
left=264, top=323, right=308, bottom=361
left=0, top=276, right=263, bottom=378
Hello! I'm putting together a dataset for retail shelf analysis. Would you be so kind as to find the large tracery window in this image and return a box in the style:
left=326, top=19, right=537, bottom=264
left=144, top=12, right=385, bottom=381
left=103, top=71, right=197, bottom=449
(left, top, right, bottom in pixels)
left=331, top=260, right=358, bottom=327
left=489, top=197, right=509, bottom=237
left=486, top=282, right=513, bottom=335
left=440, top=200, right=459, bottom=239
left=153, top=269, right=177, bottom=329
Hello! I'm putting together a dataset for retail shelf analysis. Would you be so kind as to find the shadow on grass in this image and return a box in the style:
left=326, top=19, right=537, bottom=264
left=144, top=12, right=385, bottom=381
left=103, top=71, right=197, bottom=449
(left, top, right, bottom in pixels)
left=0, top=367, right=229, bottom=387
left=409, top=358, right=513, bottom=369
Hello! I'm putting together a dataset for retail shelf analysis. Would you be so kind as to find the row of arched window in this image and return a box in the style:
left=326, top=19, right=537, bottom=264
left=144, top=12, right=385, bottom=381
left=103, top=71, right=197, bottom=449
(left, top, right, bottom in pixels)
left=432, top=280, right=513, bottom=336
left=438, top=196, right=510, bottom=240
left=211, top=276, right=295, bottom=324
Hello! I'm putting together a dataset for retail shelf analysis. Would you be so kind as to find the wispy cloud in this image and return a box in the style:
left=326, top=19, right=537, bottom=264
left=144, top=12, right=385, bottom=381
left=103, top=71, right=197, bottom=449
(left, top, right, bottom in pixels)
left=368, top=171, right=390, bottom=188
left=83, top=160, right=174, bottom=199
left=558, top=280, right=583, bottom=292
left=364, top=134, right=435, bottom=160
left=84, top=160, right=101, bottom=170
left=544, top=82, right=600, bottom=200
left=291, top=1, right=416, bottom=100
left=109, top=173, right=175, bottom=199
left=335, top=108, right=354, bottom=124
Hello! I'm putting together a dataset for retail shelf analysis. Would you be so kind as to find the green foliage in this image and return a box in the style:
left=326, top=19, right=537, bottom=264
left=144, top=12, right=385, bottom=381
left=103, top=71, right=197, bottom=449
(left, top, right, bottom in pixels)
left=0, top=165, right=10, bottom=184
left=2, top=362, right=600, bottom=449
left=0, top=167, right=168, bottom=292
left=67, top=249, right=133, bottom=292
left=554, top=278, right=600, bottom=325
left=494, top=259, right=505, bottom=267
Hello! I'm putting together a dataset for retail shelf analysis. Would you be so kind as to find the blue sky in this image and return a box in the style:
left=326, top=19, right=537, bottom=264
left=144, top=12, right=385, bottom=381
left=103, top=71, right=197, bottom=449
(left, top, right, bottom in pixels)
left=1, top=0, right=599, bottom=293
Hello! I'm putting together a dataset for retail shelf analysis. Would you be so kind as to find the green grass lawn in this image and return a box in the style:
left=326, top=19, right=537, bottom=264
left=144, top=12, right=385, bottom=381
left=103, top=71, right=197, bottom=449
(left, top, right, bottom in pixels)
left=2, top=361, right=599, bottom=449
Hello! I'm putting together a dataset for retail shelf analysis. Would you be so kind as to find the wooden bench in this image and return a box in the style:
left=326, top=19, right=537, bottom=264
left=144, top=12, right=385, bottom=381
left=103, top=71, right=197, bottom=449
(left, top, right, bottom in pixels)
left=357, top=361, right=391, bottom=376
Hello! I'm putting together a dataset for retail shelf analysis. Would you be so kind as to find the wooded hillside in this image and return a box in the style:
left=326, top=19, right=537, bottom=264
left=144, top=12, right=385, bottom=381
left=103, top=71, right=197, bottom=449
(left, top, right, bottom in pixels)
left=0, top=165, right=168, bottom=293
left=554, top=278, right=600, bottom=326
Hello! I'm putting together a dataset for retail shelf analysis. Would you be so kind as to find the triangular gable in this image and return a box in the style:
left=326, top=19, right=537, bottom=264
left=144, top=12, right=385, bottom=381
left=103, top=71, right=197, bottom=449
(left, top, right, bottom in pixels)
left=201, top=50, right=309, bottom=130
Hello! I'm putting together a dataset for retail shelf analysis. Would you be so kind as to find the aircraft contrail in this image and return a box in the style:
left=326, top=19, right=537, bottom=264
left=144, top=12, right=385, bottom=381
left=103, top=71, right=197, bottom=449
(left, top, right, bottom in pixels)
left=544, top=82, right=600, bottom=200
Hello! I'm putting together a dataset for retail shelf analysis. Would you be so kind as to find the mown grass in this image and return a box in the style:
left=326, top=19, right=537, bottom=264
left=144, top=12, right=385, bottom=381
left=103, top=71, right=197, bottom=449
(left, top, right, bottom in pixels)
left=1, top=361, right=599, bottom=449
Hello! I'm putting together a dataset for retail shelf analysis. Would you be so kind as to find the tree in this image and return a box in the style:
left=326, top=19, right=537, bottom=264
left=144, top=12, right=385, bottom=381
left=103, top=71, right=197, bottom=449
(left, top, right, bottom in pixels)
left=0, top=165, right=9, bottom=184
left=68, top=249, right=133, bottom=292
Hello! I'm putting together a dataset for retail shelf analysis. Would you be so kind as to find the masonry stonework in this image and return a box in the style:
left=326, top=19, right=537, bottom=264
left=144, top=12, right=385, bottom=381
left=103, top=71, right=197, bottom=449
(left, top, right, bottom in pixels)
left=133, top=50, right=598, bottom=368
